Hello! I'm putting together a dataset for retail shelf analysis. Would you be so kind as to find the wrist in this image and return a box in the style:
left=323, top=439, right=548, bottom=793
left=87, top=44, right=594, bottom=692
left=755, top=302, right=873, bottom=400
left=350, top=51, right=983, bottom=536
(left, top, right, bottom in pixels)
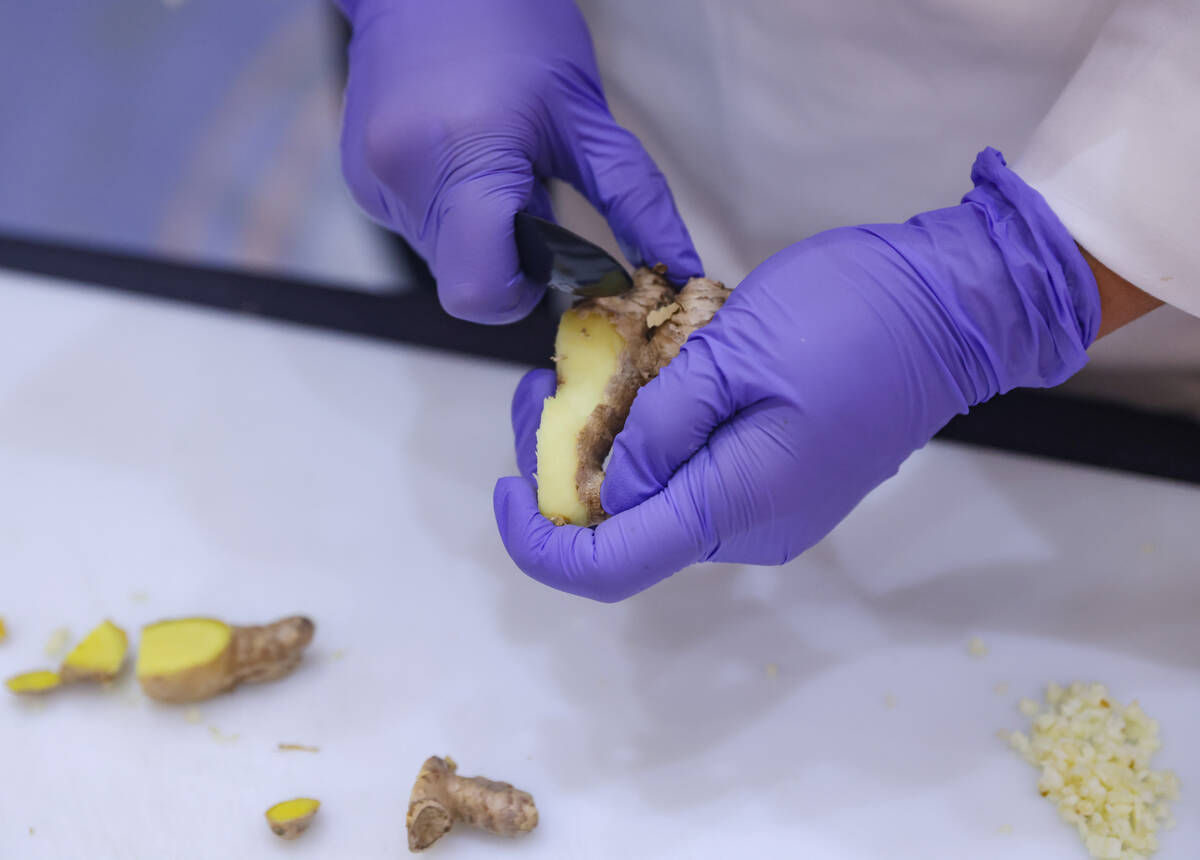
left=1079, top=245, right=1163, bottom=337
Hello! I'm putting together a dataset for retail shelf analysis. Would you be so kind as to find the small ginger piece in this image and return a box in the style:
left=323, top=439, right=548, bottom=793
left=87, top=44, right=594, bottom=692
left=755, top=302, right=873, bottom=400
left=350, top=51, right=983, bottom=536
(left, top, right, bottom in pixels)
left=536, top=265, right=731, bottom=526
left=136, top=615, right=314, bottom=703
left=0, top=617, right=7, bottom=642
left=43, top=626, right=71, bottom=659
left=6, top=670, right=62, bottom=695
left=6, top=620, right=130, bottom=696
left=60, top=619, right=128, bottom=683
left=407, top=756, right=538, bottom=852
left=265, top=798, right=320, bottom=840
left=278, top=742, right=320, bottom=753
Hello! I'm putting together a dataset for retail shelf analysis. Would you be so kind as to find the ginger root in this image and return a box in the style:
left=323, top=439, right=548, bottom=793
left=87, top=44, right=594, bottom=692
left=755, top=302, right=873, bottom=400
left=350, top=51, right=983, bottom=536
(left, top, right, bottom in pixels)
left=136, top=615, right=314, bottom=703
left=265, top=797, right=320, bottom=840
left=407, top=756, right=538, bottom=852
left=60, top=619, right=128, bottom=683
left=5, top=669, right=62, bottom=695
left=536, top=265, right=730, bottom=526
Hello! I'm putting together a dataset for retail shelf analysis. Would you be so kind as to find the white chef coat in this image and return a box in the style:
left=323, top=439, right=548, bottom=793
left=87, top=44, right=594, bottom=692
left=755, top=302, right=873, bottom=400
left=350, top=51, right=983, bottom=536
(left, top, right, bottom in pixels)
left=561, top=0, right=1199, bottom=383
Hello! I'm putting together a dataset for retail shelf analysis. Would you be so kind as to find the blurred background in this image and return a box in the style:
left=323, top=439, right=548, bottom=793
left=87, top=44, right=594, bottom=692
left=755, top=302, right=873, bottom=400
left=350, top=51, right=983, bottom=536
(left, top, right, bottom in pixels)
left=0, top=0, right=1195, bottom=418
left=0, top=0, right=401, bottom=292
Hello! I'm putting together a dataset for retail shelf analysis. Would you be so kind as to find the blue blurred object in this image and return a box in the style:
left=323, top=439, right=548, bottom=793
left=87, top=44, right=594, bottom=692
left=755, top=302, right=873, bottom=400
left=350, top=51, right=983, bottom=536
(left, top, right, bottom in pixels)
left=0, top=0, right=394, bottom=289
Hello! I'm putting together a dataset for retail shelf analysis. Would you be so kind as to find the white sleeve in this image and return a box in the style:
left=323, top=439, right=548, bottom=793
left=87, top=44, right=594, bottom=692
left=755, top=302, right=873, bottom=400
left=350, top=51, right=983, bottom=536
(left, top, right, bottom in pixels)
left=1014, top=0, right=1199, bottom=316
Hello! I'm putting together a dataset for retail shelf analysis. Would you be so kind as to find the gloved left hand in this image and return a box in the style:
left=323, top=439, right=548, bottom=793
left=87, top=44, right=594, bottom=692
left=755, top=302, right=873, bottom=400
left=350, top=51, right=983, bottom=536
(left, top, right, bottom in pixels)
left=495, top=149, right=1101, bottom=602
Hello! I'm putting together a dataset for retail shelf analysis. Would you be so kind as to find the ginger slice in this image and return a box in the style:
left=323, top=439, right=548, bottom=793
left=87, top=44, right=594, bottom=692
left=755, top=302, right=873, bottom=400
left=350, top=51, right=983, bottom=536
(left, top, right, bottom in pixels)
left=136, top=616, right=314, bottom=703
left=6, top=619, right=129, bottom=696
left=6, top=670, right=62, bottom=695
left=265, top=797, right=320, bottom=840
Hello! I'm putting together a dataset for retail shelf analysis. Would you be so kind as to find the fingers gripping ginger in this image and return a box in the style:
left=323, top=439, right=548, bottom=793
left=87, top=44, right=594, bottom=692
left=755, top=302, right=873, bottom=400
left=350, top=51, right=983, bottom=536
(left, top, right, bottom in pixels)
left=136, top=615, right=314, bottom=703
left=407, top=756, right=538, bottom=852
left=536, top=265, right=731, bottom=526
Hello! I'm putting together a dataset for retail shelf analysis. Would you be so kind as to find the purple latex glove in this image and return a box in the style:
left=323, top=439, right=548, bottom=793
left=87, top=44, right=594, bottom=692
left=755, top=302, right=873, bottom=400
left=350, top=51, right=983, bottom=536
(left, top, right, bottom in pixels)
left=495, top=149, right=1101, bottom=602
left=336, top=0, right=700, bottom=324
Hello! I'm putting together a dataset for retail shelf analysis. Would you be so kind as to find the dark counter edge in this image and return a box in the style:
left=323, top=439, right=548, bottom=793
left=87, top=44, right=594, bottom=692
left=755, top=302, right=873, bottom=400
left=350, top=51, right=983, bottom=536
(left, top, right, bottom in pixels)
left=2, top=233, right=1196, bottom=485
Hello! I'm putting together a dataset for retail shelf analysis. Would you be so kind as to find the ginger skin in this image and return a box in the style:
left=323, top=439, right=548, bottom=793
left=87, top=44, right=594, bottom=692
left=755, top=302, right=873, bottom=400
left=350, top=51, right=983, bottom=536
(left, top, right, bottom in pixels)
left=137, top=615, right=314, bottom=703
left=407, top=756, right=538, bottom=852
left=536, top=265, right=731, bottom=526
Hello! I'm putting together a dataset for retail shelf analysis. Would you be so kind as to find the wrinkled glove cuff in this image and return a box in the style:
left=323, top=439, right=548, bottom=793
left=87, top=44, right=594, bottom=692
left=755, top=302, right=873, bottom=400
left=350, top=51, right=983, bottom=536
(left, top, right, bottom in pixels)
left=966, top=147, right=1101, bottom=381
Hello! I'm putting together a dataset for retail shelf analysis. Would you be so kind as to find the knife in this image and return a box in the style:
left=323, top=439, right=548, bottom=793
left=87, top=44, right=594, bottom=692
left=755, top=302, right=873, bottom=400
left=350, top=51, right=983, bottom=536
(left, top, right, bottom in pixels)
left=514, top=212, right=633, bottom=298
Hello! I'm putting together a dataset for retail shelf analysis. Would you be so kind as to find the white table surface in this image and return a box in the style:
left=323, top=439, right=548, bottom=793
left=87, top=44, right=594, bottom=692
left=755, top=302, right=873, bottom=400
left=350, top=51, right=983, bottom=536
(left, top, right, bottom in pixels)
left=0, top=267, right=1195, bottom=860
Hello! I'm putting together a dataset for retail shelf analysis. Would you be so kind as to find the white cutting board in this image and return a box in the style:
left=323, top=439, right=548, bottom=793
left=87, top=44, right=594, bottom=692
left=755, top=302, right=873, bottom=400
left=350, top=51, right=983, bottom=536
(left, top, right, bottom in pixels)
left=0, top=268, right=1195, bottom=860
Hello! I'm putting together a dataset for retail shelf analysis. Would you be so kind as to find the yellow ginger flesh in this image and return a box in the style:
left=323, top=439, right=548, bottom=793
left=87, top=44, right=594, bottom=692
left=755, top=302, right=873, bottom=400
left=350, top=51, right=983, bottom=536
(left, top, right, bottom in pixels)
left=6, top=670, right=62, bottom=694
left=266, top=798, right=320, bottom=840
left=536, top=310, right=625, bottom=526
left=62, top=620, right=128, bottom=680
left=136, top=618, right=231, bottom=677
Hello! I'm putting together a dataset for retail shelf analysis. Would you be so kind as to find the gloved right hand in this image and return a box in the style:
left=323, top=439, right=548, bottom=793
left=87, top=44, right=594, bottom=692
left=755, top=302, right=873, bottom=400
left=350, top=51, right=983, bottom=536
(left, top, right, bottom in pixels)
left=336, top=0, right=701, bottom=323
left=495, top=148, right=1101, bottom=601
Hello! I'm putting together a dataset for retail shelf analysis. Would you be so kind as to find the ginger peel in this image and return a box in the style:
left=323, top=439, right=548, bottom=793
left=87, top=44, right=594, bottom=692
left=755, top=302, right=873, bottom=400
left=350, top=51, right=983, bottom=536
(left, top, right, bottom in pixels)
left=407, top=756, right=538, bottom=852
left=536, top=265, right=730, bottom=526
left=136, top=615, right=314, bottom=703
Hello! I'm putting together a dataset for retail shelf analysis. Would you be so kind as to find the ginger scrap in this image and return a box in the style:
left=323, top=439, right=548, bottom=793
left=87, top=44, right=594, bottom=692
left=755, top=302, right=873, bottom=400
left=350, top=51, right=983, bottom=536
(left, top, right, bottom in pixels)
left=265, top=797, right=320, bottom=840
left=5, top=670, right=62, bottom=695
left=60, top=620, right=128, bottom=683
left=0, top=617, right=7, bottom=642
left=43, top=627, right=71, bottom=659
left=207, top=725, right=239, bottom=744
left=407, top=756, right=538, bottom=852
left=536, top=265, right=731, bottom=526
left=136, top=615, right=314, bottom=703
left=278, top=742, right=320, bottom=753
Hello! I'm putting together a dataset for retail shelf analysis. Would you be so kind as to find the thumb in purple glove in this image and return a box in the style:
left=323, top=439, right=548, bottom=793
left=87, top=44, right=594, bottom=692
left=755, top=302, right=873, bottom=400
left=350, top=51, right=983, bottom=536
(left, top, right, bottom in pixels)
left=338, top=0, right=701, bottom=324
left=495, top=149, right=1101, bottom=601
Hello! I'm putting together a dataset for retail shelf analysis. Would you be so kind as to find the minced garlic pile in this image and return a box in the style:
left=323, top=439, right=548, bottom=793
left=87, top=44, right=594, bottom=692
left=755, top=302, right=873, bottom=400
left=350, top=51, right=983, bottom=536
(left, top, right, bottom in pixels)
left=1009, top=682, right=1179, bottom=860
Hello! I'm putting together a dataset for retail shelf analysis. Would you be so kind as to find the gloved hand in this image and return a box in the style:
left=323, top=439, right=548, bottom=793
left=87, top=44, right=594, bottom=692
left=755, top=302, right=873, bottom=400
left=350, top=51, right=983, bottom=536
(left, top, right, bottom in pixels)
left=495, top=149, right=1101, bottom=601
left=337, top=0, right=700, bottom=323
